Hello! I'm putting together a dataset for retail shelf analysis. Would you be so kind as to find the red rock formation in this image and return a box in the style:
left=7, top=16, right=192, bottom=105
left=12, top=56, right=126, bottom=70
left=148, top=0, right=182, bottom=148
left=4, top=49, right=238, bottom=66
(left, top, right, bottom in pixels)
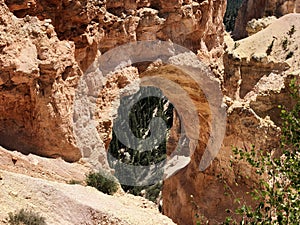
left=4, top=1, right=297, bottom=224
left=162, top=13, right=300, bottom=224
left=0, top=0, right=227, bottom=162
left=4, top=0, right=226, bottom=68
left=233, top=0, right=300, bottom=39
left=0, top=1, right=81, bottom=161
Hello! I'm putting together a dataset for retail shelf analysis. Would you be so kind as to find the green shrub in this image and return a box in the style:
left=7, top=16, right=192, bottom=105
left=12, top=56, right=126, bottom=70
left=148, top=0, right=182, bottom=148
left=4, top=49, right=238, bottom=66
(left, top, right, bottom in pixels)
left=266, top=39, right=275, bottom=55
left=8, top=209, right=46, bottom=225
left=286, top=51, right=294, bottom=60
left=233, top=42, right=240, bottom=50
left=122, top=182, right=162, bottom=203
left=67, top=179, right=82, bottom=185
left=287, top=25, right=296, bottom=38
left=86, top=170, right=119, bottom=195
left=282, top=37, right=288, bottom=51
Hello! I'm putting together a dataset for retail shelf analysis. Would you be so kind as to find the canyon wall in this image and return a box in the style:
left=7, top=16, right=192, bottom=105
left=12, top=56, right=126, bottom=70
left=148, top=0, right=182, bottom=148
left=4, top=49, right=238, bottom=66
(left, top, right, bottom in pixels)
left=0, top=0, right=227, bottom=162
left=162, top=12, right=300, bottom=224
left=0, top=1, right=81, bottom=161
left=1, top=0, right=300, bottom=224
left=233, top=0, right=300, bottom=39
left=4, top=0, right=226, bottom=68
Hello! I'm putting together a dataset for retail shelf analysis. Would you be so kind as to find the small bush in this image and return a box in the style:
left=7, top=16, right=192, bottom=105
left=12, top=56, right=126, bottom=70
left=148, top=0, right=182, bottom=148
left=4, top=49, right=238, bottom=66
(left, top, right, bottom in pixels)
left=282, top=37, right=288, bottom=51
left=266, top=39, right=275, bottom=55
left=286, top=51, right=294, bottom=60
left=122, top=182, right=162, bottom=203
left=86, top=170, right=119, bottom=195
left=287, top=25, right=296, bottom=38
left=233, top=42, right=240, bottom=50
left=8, top=209, right=46, bottom=225
left=67, top=179, right=82, bottom=185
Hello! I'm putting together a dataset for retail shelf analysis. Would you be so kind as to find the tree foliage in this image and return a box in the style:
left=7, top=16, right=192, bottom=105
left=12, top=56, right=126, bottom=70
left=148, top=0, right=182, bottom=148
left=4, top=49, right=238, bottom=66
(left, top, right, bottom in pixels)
left=108, top=86, right=173, bottom=202
left=223, top=0, right=244, bottom=32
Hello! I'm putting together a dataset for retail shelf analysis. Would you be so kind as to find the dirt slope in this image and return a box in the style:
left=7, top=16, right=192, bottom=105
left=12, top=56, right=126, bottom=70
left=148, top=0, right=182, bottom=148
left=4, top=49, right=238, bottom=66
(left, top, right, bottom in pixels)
left=0, top=146, right=175, bottom=225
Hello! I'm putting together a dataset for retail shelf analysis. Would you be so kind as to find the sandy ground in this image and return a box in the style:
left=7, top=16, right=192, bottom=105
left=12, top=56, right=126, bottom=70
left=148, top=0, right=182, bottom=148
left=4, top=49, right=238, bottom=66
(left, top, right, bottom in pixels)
left=0, top=147, right=175, bottom=225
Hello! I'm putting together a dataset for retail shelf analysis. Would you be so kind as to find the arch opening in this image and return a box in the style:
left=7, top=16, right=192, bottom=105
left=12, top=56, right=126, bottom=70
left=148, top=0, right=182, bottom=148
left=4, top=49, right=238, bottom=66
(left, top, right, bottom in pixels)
left=108, top=85, right=175, bottom=202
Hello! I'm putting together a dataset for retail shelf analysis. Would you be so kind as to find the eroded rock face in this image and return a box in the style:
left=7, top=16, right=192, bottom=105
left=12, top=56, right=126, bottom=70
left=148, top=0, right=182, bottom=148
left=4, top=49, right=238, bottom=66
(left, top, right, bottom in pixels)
left=160, top=52, right=283, bottom=223
left=0, top=1, right=81, bottom=161
left=162, top=14, right=300, bottom=224
left=233, top=0, right=300, bottom=39
left=246, top=16, right=277, bottom=37
left=4, top=0, right=106, bottom=71
left=163, top=106, right=280, bottom=224
left=3, top=1, right=295, bottom=225
left=4, top=0, right=226, bottom=69
left=225, top=14, right=300, bottom=101
left=0, top=0, right=227, bottom=162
